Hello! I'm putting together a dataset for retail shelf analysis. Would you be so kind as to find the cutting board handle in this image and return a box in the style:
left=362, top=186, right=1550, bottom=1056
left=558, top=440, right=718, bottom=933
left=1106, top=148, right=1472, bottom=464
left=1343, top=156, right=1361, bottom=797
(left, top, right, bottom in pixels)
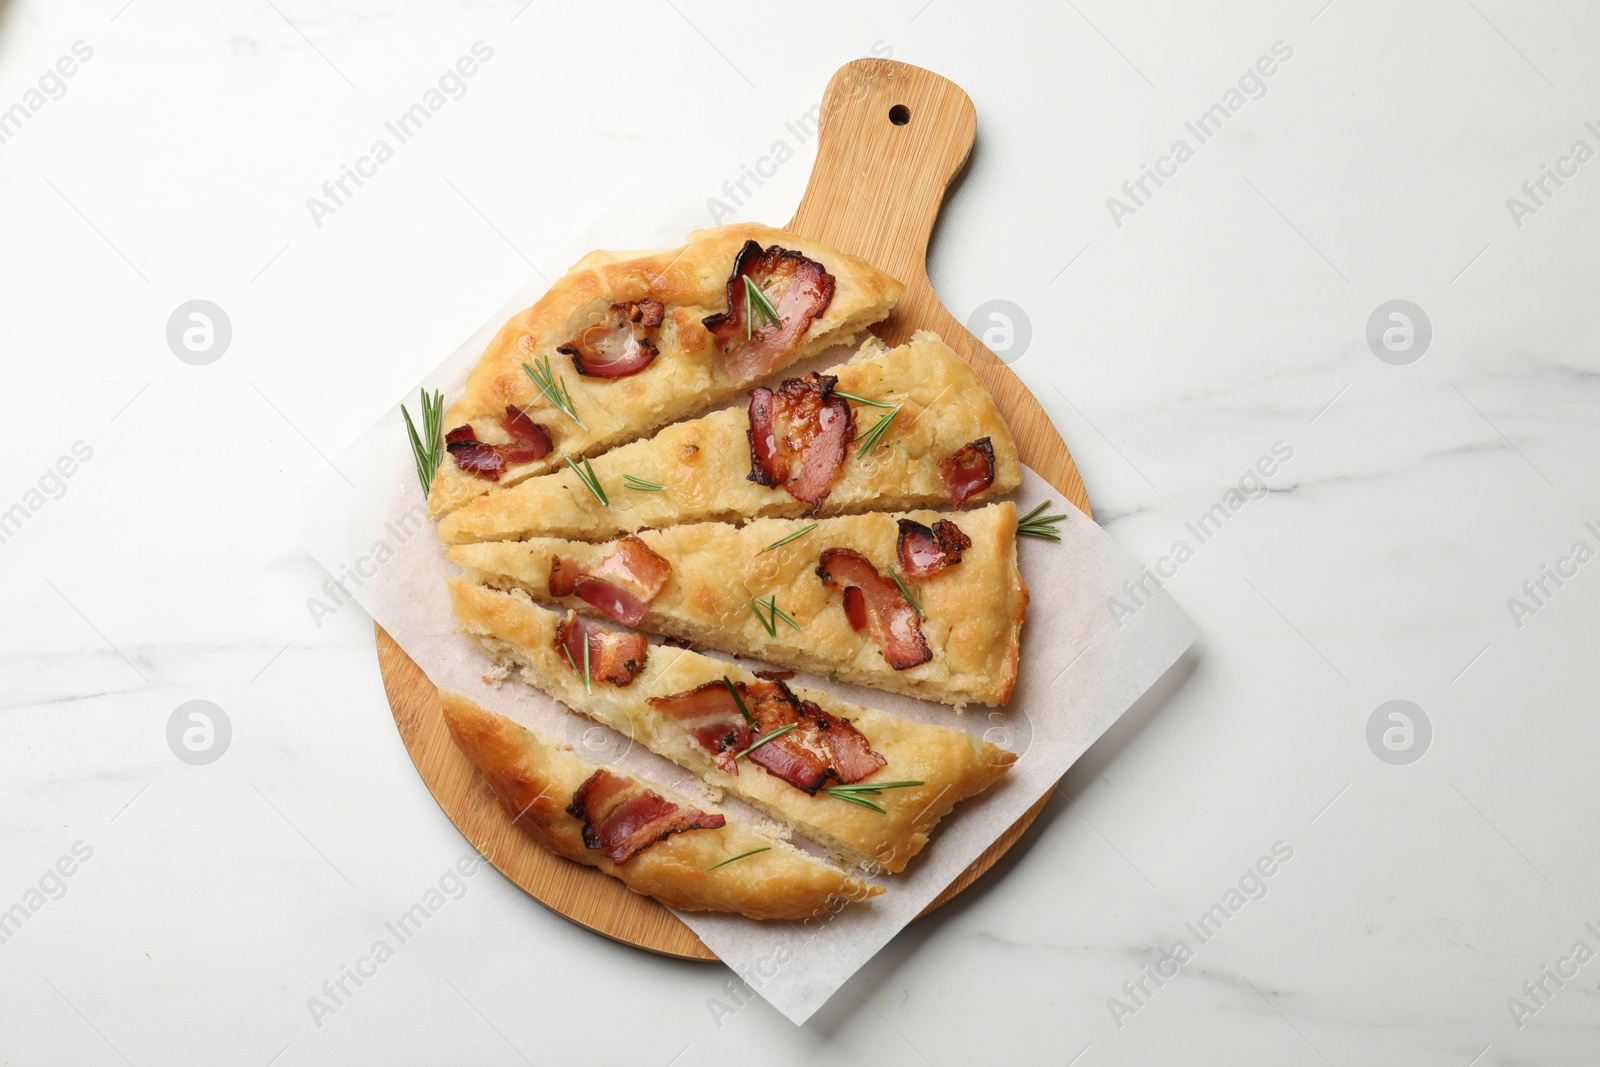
left=787, top=58, right=976, bottom=298
left=788, top=59, right=1091, bottom=514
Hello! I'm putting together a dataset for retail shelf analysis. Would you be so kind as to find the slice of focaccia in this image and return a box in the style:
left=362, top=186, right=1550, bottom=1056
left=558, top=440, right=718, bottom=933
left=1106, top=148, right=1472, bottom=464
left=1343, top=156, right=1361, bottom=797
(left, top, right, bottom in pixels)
left=428, top=224, right=905, bottom=516
left=450, top=580, right=1016, bottom=873
left=437, top=331, right=1021, bottom=544
left=439, top=691, right=879, bottom=920
left=449, top=503, right=1028, bottom=707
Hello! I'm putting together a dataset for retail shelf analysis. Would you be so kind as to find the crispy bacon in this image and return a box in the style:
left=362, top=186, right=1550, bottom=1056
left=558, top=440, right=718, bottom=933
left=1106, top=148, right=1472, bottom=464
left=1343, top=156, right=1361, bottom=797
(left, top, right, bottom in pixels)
left=896, top=518, right=972, bottom=578
left=566, top=768, right=724, bottom=864
left=547, top=537, right=672, bottom=627
left=747, top=374, right=853, bottom=509
left=555, top=611, right=648, bottom=686
left=703, top=241, right=835, bottom=379
left=939, top=437, right=996, bottom=506
left=649, top=679, right=884, bottom=791
left=842, top=586, right=868, bottom=631
left=558, top=299, right=665, bottom=378
left=445, top=407, right=553, bottom=481
left=647, top=681, right=753, bottom=773
left=817, top=548, right=932, bottom=670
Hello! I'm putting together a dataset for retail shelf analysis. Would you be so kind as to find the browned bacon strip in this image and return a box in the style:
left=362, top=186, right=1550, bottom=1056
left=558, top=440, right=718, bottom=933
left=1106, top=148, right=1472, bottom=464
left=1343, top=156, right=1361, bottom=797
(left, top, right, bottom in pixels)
left=896, top=518, right=972, bottom=578
left=939, top=437, right=996, bottom=506
left=547, top=537, right=671, bottom=627
left=558, top=298, right=665, bottom=378
left=817, top=549, right=932, bottom=670
left=554, top=611, right=648, bottom=686
left=445, top=406, right=553, bottom=480
left=566, top=768, right=724, bottom=864
left=650, top=678, right=884, bottom=791
left=703, top=241, right=835, bottom=379
left=747, top=374, right=853, bottom=509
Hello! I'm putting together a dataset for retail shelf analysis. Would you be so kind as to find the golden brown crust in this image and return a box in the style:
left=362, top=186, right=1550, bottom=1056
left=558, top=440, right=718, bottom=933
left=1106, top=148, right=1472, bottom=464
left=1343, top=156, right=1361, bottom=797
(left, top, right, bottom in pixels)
left=438, top=691, right=879, bottom=920
left=428, top=224, right=904, bottom=517
left=449, top=581, right=1016, bottom=872
left=448, top=502, right=1028, bottom=707
left=438, top=331, right=1022, bottom=544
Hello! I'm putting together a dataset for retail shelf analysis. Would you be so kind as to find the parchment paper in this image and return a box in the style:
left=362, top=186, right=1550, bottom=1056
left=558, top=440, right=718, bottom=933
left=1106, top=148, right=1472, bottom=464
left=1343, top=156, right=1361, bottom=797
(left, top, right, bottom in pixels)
left=282, top=219, right=1198, bottom=1026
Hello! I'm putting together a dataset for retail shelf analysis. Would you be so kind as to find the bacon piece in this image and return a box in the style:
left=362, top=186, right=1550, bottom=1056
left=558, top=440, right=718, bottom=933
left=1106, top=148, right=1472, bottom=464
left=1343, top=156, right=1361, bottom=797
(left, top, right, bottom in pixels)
left=842, top=586, right=867, bottom=631
left=647, top=681, right=754, bottom=773
left=566, top=768, right=724, bottom=864
left=747, top=374, right=853, bottom=509
left=816, top=549, right=932, bottom=670
left=445, top=407, right=553, bottom=481
left=896, top=518, right=972, bottom=578
left=753, top=669, right=795, bottom=681
left=803, top=699, right=886, bottom=783
left=703, top=241, right=835, bottom=379
left=649, top=679, right=884, bottom=791
left=555, top=611, right=648, bottom=687
left=558, top=299, right=665, bottom=378
left=939, top=437, right=996, bottom=506
left=547, top=537, right=672, bottom=627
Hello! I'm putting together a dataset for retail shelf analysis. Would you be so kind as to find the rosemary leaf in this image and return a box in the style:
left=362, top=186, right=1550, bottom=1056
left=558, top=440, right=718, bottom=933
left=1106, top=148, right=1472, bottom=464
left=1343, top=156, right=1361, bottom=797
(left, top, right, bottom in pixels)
left=704, top=846, right=771, bottom=872
left=749, top=598, right=778, bottom=637
left=622, top=474, right=665, bottom=492
left=853, top=404, right=901, bottom=459
left=760, top=523, right=817, bottom=553
left=401, top=388, right=444, bottom=493
left=887, top=565, right=923, bottom=616
left=832, top=390, right=895, bottom=409
left=722, top=676, right=755, bottom=726
left=1017, top=500, right=1068, bottom=541
left=522, top=356, right=585, bottom=428
left=733, top=722, right=799, bottom=761
left=566, top=455, right=610, bottom=507
left=743, top=275, right=782, bottom=340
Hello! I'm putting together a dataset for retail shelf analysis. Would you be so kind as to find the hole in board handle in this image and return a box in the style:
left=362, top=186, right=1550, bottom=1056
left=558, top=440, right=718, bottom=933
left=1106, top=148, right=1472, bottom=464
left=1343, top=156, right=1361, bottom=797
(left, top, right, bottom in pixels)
left=889, top=104, right=910, bottom=126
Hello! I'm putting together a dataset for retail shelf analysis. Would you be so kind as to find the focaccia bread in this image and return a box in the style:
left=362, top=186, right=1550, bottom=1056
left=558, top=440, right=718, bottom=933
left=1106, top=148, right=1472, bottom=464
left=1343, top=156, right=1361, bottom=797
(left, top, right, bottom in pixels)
left=450, top=580, right=1016, bottom=873
left=428, top=224, right=904, bottom=516
left=439, top=691, right=879, bottom=920
left=449, top=503, right=1028, bottom=707
left=438, top=331, right=1021, bottom=544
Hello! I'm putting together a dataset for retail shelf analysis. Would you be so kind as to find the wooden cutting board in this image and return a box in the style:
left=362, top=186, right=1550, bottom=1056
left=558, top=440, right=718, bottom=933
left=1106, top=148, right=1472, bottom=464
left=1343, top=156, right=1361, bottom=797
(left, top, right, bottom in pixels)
left=377, top=58, right=1091, bottom=961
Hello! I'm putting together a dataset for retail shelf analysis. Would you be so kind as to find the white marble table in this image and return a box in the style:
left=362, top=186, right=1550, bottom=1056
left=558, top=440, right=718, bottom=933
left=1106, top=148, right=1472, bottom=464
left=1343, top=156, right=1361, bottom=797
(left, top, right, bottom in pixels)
left=3, top=0, right=1597, bottom=1063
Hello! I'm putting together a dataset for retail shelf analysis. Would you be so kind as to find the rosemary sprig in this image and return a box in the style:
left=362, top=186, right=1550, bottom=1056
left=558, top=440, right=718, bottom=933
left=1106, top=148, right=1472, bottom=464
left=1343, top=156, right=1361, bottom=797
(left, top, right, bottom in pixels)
left=853, top=404, right=902, bottom=459
left=749, top=596, right=801, bottom=637
left=832, top=390, right=895, bottom=409
left=1017, top=500, right=1068, bottom=541
left=704, top=846, right=771, bottom=872
left=887, top=565, right=923, bottom=616
left=733, top=722, right=799, bottom=761
left=722, top=676, right=755, bottom=726
left=561, top=638, right=592, bottom=693
left=565, top=455, right=610, bottom=507
left=760, top=523, right=816, bottom=553
left=622, top=474, right=665, bottom=492
left=400, top=388, right=445, bottom=493
left=823, top=780, right=924, bottom=814
left=743, top=275, right=781, bottom=339
left=522, top=356, right=585, bottom=428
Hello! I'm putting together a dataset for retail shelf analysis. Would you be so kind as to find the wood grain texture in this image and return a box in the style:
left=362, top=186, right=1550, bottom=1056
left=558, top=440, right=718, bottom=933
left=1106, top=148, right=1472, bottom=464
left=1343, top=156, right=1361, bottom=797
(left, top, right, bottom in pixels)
left=377, top=59, right=1089, bottom=962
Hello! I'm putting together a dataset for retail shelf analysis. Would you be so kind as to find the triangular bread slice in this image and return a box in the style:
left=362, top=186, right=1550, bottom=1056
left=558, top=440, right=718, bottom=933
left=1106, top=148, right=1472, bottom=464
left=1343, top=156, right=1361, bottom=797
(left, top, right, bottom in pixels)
left=449, top=502, right=1028, bottom=707
left=438, top=331, right=1021, bottom=544
left=439, top=691, right=879, bottom=920
left=450, top=580, right=1016, bottom=873
left=428, top=224, right=904, bottom=516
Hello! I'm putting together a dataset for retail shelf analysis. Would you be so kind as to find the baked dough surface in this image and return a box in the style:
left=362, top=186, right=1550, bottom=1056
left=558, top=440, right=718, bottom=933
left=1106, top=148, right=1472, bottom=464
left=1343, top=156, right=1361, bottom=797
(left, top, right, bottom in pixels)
left=439, top=691, right=879, bottom=919
left=449, top=502, right=1028, bottom=707
left=428, top=224, right=904, bottom=516
left=438, top=331, right=1021, bottom=544
left=450, top=580, right=1016, bottom=873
